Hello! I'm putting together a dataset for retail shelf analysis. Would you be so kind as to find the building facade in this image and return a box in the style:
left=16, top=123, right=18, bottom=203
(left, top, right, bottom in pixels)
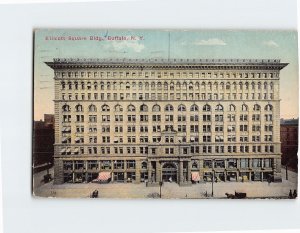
left=46, top=58, right=288, bottom=185
left=280, top=119, right=298, bottom=170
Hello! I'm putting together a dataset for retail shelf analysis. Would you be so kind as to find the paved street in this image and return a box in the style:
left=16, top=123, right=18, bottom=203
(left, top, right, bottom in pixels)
left=33, top=168, right=298, bottom=199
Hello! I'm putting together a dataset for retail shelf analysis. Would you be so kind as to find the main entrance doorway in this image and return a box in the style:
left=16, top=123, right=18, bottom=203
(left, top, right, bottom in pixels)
left=162, top=162, right=177, bottom=182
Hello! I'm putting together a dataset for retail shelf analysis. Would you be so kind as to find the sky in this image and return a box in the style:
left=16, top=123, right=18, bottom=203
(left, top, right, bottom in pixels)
left=34, top=29, right=298, bottom=121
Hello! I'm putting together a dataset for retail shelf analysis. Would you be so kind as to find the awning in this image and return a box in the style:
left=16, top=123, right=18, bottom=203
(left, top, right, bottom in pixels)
left=191, top=172, right=200, bottom=182
left=74, top=148, right=79, bottom=153
left=62, top=127, right=67, bottom=132
left=66, top=148, right=71, bottom=153
left=62, top=137, right=67, bottom=142
left=94, top=172, right=111, bottom=182
left=75, top=137, right=80, bottom=142
left=60, top=148, right=66, bottom=154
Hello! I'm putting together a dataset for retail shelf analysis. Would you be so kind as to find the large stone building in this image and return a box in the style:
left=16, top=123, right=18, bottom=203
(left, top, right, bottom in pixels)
left=280, top=118, right=298, bottom=170
left=46, top=58, right=288, bottom=185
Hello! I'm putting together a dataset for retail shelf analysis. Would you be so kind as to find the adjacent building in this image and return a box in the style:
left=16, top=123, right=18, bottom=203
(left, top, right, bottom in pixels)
left=280, top=118, right=298, bottom=170
left=33, top=114, right=55, bottom=169
left=46, top=58, right=288, bottom=185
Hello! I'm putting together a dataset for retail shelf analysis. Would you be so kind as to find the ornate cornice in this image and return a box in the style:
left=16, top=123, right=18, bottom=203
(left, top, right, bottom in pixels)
left=45, top=58, right=288, bottom=71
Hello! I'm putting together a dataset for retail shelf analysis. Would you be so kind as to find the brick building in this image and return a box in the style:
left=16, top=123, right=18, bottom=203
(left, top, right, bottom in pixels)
left=280, top=119, right=298, bottom=170
left=46, top=58, right=287, bottom=185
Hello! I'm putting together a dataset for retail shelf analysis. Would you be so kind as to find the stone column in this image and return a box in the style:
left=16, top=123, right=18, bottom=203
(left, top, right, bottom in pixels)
left=179, top=160, right=184, bottom=185
left=135, top=160, right=141, bottom=183
left=53, top=158, right=64, bottom=184
left=148, top=161, right=152, bottom=183
left=156, top=161, right=161, bottom=183
left=187, top=161, right=192, bottom=184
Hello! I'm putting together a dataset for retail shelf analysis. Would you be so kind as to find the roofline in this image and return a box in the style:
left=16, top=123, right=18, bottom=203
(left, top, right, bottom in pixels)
left=45, top=58, right=289, bottom=70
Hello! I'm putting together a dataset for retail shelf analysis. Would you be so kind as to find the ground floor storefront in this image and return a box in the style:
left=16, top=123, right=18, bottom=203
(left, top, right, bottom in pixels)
left=54, top=156, right=282, bottom=185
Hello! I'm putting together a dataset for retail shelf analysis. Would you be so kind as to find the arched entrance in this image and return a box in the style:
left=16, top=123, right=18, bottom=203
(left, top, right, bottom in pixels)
left=162, top=162, right=178, bottom=182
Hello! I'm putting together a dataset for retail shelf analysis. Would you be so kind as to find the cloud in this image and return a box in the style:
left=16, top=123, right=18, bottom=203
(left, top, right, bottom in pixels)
left=194, top=38, right=226, bottom=46
left=263, top=40, right=279, bottom=47
left=110, top=40, right=145, bottom=53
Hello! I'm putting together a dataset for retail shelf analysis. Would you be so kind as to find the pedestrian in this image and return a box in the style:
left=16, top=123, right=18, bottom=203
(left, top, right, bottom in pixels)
left=289, top=189, right=293, bottom=199
left=293, top=190, right=297, bottom=199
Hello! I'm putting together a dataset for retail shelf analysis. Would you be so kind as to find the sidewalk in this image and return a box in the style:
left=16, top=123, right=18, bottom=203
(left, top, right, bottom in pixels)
left=33, top=168, right=298, bottom=199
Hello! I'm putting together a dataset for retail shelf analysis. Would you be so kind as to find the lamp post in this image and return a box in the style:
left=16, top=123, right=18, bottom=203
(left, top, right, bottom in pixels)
left=159, top=181, right=163, bottom=198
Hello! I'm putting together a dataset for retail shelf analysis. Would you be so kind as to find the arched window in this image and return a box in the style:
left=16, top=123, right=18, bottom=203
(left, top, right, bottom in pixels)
left=141, top=161, right=147, bottom=169
left=140, top=104, right=148, bottom=112
left=120, top=82, right=124, bottom=90
left=201, top=82, right=205, bottom=89
left=203, top=104, right=211, bottom=111
left=245, top=82, right=249, bottom=90
left=195, top=82, right=199, bottom=90
left=138, top=82, right=143, bottom=90
left=170, top=82, right=175, bottom=90
left=125, top=82, right=130, bottom=90
left=239, top=82, right=243, bottom=90
left=233, top=82, right=237, bottom=90
left=87, top=81, right=91, bottom=90
left=127, top=104, right=136, bottom=112
left=183, top=82, right=187, bottom=90
left=113, top=82, right=118, bottom=90
left=74, top=81, right=78, bottom=90
left=68, top=81, right=72, bottom=90
left=75, top=104, right=83, bottom=112
left=114, top=104, right=123, bottom=112
left=253, top=104, right=261, bottom=111
left=264, top=82, right=268, bottom=90
left=213, top=82, right=218, bottom=90
left=107, top=82, right=111, bottom=90
left=178, top=104, right=186, bottom=111
left=93, top=82, right=98, bottom=90
left=152, top=104, right=161, bottom=112
left=265, top=104, right=273, bottom=111
left=251, top=82, right=255, bottom=90
left=165, top=104, right=174, bottom=111
left=62, top=104, right=70, bottom=112
left=241, top=104, right=248, bottom=111
left=190, top=104, right=199, bottom=111
left=226, top=82, right=230, bottom=90
left=61, top=81, right=65, bottom=90
left=176, top=82, right=181, bottom=89
left=132, top=82, right=136, bottom=89
left=145, top=82, right=149, bottom=90
left=270, top=82, right=274, bottom=90
left=229, top=104, right=236, bottom=111
left=215, top=104, right=223, bottom=111
left=151, top=82, right=155, bottom=90
left=258, top=82, right=261, bottom=90
left=164, top=82, right=168, bottom=90
left=100, top=82, right=104, bottom=90
left=189, top=82, right=193, bottom=90
left=81, top=81, right=85, bottom=90
left=101, top=104, right=110, bottom=112
left=208, top=82, right=212, bottom=90
left=157, top=82, right=162, bottom=90
left=88, top=104, right=97, bottom=112
left=220, top=82, right=224, bottom=90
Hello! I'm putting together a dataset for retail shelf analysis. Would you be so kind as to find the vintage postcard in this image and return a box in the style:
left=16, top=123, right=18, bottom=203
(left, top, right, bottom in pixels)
left=33, top=29, right=298, bottom=199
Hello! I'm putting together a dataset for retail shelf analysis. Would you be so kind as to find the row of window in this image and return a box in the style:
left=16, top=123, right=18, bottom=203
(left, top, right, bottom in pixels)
left=67, top=124, right=273, bottom=134
left=62, top=103, right=273, bottom=112
left=60, top=80, right=275, bottom=92
left=63, top=160, right=142, bottom=170
left=62, top=158, right=274, bottom=171
left=57, top=71, right=277, bottom=79
left=61, top=92, right=275, bottom=101
left=62, top=114, right=274, bottom=123
left=59, top=145, right=275, bottom=155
